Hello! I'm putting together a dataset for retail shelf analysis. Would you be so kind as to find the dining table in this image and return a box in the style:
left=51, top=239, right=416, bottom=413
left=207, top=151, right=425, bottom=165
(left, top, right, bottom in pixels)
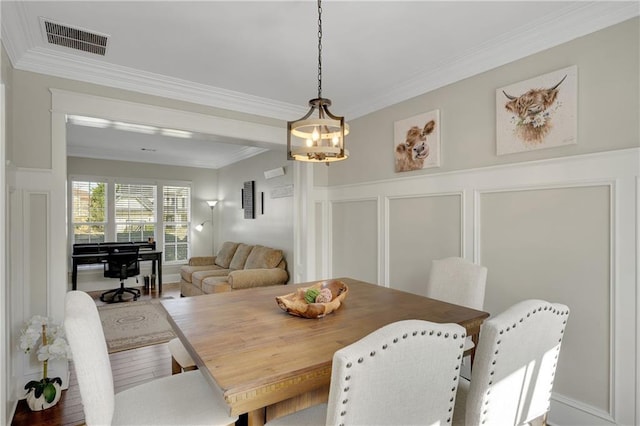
left=160, top=277, right=490, bottom=426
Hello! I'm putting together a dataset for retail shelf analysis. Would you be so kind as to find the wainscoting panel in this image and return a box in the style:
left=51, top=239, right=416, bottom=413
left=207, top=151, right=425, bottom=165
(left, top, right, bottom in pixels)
left=27, top=193, right=49, bottom=315
left=387, top=193, right=462, bottom=296
left=480, top=184, right=612, bottom=415
left=316, top=148, right=638, bottom=425
left=330, top=199, right=378, bottom=283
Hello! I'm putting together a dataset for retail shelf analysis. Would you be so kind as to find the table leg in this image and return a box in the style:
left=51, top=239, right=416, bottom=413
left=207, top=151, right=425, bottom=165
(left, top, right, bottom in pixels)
left=72, top=260, right=78, bottom=290
left=469, top=334, right=479, bottom=367
left=158, top=256, right=163, bottom=294
left=247, top=408, right=265, bottom=426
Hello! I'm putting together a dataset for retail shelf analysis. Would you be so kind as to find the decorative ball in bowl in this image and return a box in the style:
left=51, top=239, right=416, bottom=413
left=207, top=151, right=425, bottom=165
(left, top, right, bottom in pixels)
left=276, top=279, right=349, bottom=319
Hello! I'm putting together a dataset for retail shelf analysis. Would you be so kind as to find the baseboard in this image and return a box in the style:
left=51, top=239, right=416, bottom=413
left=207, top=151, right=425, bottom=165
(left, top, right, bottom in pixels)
left=548, top=392, right=616, bottom=425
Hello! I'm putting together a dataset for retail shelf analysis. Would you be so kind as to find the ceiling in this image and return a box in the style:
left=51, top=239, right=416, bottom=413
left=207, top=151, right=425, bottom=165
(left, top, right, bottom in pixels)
left=2, top=1, right=638, bottom=169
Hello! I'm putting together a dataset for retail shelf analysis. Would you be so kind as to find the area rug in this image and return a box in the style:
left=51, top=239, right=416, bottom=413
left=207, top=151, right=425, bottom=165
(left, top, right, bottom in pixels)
left=98, top=300, right=176, bottom=353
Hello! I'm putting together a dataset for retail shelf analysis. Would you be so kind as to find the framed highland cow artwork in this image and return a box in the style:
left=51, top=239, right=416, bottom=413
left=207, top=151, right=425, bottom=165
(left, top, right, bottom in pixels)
left=496, top=65, right=577, bottom=155
left=394, top=109, right=440, bottom=172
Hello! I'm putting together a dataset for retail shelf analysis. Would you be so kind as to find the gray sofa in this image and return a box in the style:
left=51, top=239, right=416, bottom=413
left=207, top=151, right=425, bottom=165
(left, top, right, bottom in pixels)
left=180, top=241, right=288, bottom=296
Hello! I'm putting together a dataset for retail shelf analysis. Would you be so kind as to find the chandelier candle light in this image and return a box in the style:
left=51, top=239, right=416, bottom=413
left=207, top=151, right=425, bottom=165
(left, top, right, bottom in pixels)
left=287, top=0, right=349, bottom=164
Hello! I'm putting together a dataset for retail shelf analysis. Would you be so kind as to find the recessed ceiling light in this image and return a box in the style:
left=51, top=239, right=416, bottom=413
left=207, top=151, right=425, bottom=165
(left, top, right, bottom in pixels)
left=67, top=115, right=110, bottom=128
left=114, top=122, right=157, bottom=134
left=161, top=128, right=193, bottom=138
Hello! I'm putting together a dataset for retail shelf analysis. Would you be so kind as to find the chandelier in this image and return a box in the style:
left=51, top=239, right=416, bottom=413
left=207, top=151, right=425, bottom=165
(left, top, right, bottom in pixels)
left=287, top=0, right=349, bottom=164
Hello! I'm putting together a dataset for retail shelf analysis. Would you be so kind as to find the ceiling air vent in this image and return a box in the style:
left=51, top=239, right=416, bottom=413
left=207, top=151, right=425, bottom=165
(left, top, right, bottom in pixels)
left=41, top=19, right=108, bottom=56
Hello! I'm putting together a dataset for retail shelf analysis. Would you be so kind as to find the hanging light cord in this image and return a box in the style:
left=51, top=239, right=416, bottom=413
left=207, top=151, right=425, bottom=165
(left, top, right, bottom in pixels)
left=317, top=0, right=323, bottom=99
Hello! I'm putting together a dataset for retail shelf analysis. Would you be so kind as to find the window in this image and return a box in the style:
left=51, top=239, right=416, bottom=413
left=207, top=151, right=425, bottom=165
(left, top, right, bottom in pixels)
left=70, top=177, right=192, bottom=264
left=115, top=183, right=156, bottom=242
left=163, top=186, right=191, bottom=262
left=71, top=180, right=107, bottom=244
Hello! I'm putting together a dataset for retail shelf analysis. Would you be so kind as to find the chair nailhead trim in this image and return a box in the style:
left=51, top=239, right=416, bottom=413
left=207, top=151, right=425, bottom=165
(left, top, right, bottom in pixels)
left=340, top=325, right=463, bottom=424
left=478, top=303, right=569, bottom=424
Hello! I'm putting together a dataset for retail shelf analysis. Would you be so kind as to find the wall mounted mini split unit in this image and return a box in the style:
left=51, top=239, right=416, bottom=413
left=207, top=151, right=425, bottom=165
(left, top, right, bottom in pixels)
left=264, top=167, right=285, bottom=180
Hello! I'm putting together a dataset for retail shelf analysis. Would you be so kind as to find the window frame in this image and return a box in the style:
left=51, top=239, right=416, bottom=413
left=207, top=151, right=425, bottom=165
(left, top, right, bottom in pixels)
left=69, top=175, right=193, bottom=265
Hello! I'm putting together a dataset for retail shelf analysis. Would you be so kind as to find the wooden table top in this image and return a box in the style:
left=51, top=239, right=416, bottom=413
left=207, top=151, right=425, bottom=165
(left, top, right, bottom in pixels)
left=160, top=277, right=490, bottom=417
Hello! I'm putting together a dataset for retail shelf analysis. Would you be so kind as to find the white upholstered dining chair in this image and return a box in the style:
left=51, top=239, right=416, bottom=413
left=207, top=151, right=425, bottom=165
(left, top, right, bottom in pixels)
left=426, top=257, right=488, bottom=311
left=427, top=257, right=488, bottom=359
left=64, top=291, right=237, bottom=426
left=266, top=319, right=466, bottom=426
left=453, top=299, right=570, bottom=426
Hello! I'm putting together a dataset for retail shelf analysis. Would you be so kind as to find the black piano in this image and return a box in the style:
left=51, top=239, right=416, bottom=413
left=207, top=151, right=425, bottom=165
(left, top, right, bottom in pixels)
left=71, top=241, right=163, bottom=293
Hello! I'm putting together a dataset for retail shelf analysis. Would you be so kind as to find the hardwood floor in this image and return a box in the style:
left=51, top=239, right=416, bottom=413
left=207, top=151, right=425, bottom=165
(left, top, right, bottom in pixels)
left=11, top=284, right=184, bottom=426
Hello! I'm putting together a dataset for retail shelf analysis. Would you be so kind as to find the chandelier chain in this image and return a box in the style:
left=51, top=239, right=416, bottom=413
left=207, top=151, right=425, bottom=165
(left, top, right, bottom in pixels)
left=317, top=0, right=323, bottom=99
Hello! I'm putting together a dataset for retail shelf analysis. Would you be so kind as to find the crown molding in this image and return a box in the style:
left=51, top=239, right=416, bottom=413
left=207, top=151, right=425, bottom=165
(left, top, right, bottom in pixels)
left=343, top=2, right=640, bottom=119
left=4, top=2, right=638, bottom=121
left=15, top=47, right=306, bottom=121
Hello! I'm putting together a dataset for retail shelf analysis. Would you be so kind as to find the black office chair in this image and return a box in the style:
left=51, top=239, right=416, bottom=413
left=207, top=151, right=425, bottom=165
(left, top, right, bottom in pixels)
left=100, top=246, right=141, bottom=303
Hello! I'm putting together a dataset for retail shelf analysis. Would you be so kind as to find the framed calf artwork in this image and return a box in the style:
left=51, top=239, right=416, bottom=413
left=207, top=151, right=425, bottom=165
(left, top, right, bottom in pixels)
left=496, top=65, right=577, bottom=155
left=394, top=109, right=440, bottom=172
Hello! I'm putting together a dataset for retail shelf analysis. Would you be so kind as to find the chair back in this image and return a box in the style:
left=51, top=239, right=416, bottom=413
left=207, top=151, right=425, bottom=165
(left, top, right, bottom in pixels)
left=427, top=257, right=488, bottom=310
left=104, top=246, right=140, bottom=280
left=465, top=299, right=570, bottom=425
left=64, top=290, right=115, bottom=425
left=325, top=319, right=466, bottom=426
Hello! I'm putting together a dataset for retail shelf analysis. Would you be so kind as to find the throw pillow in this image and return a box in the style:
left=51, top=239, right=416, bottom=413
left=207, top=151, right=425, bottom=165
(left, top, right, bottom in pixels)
left=229, top=244, right=254, bottom=270
left=214, top=242, right=239, bottom=268
left=244, top=245, right=283, bottom=270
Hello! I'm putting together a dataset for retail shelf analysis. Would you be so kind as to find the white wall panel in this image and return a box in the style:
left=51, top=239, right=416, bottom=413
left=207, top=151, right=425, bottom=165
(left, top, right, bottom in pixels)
left=480, top=185, right=611, bottom=413
left=388, top=193, right=462, bottom=295
left=331, top=199, right=377, bottom=283
left=317, top=149, right=638, bottom=425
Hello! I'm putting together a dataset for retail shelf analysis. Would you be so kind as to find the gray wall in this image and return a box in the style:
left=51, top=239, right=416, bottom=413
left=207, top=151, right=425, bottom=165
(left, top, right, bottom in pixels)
left=319, top=18, right=639, bottom=425
left=7, top=64, right=280, bottom=170
left=217, top=149, right=294, bottom=279
left=326, top=18, right=639, bottom=186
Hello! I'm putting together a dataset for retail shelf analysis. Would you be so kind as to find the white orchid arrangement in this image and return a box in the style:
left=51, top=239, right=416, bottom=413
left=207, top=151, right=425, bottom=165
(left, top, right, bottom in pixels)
left=20, top=315, right=72, bottom=405
left=20, top=315, right=71, bottom=362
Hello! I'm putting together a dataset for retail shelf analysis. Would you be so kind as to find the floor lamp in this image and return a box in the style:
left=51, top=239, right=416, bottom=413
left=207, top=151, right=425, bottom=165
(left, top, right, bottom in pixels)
left=195, top=200, right=218, bottom=255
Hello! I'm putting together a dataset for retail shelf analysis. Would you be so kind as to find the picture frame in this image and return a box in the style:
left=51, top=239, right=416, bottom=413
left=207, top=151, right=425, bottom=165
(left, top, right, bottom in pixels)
left=242, top=181, right=255, bottom=219
left=496, top=65, right=577, bottom=155
left=393, top=109, right=440, bottom=172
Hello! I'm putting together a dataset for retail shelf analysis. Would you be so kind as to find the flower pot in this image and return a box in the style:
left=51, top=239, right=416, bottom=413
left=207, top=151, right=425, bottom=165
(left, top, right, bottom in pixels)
left=25, top=380, right=61, bottom=411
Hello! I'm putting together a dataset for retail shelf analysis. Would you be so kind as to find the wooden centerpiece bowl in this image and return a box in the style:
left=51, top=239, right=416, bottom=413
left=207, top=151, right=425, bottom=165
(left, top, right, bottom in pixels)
left=276, top=279, right=349, bottom=319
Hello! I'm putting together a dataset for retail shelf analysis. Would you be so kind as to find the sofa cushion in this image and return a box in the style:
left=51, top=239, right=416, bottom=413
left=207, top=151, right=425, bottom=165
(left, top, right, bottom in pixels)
left=244, top=245, right=284, bottom=270
left=192, top=269, right=232, bottom=289
left=188, top=256, right=215, bottom=266
left=214, top=242, right=239, bottom=268
left=181, top=264, right=223, bottom=284
left=229, top=244, right=254, bottom=270
left=201, top=276, right=232, bottom=294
